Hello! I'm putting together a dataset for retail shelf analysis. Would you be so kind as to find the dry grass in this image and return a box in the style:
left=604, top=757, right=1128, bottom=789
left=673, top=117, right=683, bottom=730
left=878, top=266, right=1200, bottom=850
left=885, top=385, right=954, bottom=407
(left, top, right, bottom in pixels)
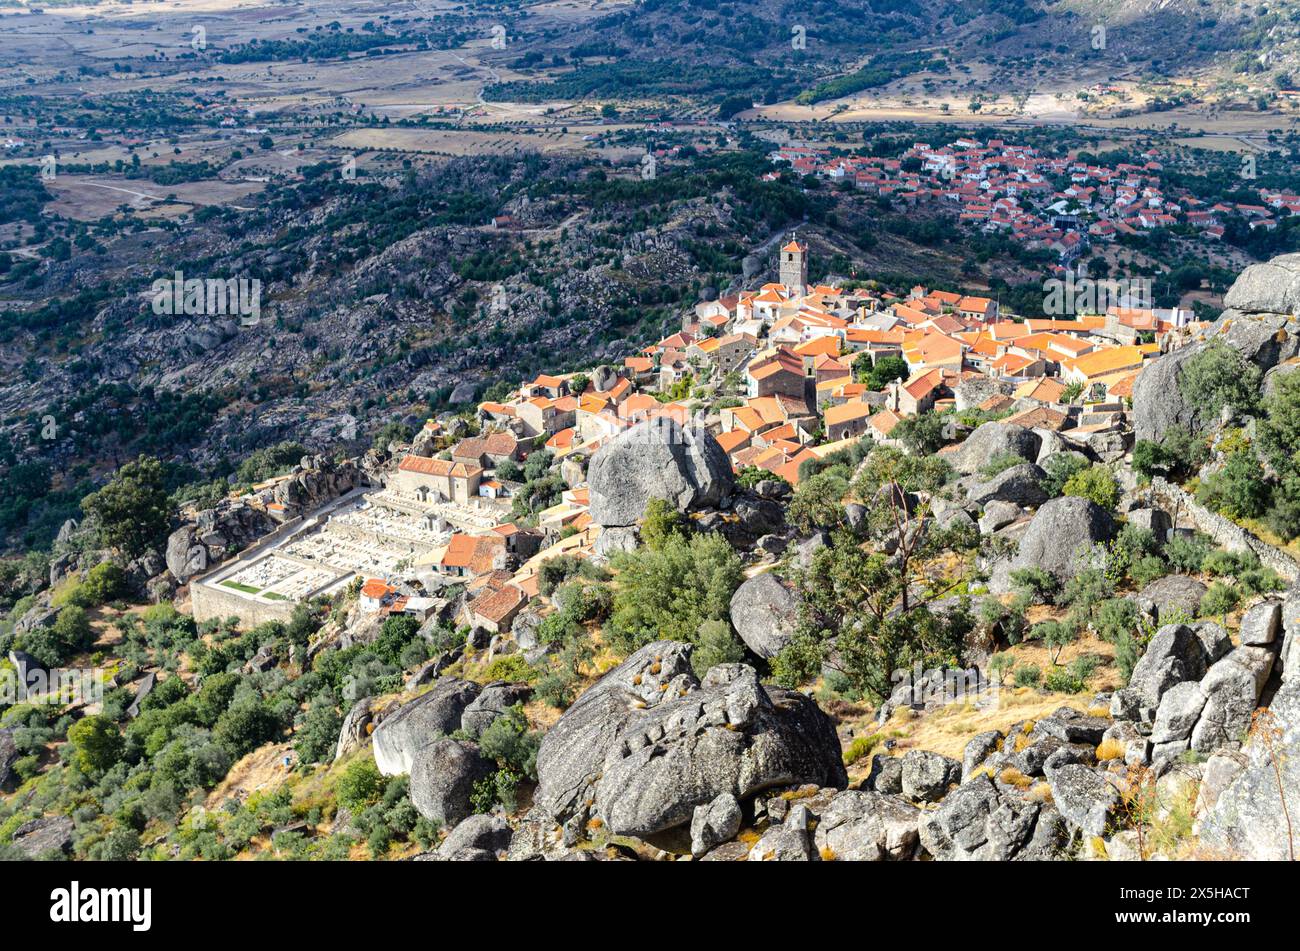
left=1095, top=738, right=1125, bottom=762
left=841, top=680, right=1104, bottom=785
left=998, top=767, right=1033, bottom=788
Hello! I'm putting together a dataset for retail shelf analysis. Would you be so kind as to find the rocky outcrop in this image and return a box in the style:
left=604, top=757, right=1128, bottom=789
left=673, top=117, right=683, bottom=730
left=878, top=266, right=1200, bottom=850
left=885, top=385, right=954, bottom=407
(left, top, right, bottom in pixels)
left=962, top=731, right=1003, bottom=781
left=1239, top=600, right=1280, bottom=647
left=587, top=418, right=734, bottom=527
left=918, top=774, right=1067, bottom=861
left=997, top=496, right=1115, bottom=589
left=460, top=681, right=532, bottom=738
left=748, top=803, right=817, bottom=861
left=978, top=501, right=1022, bottom=535
left=1134, top=253, right=1300, bottom=443
left=1113, top=616, right=1269, bottom=762
left=409, top=738, right=495, bottom=828
left=1282, top=589, right=1300, bottom=683
left=1048, top=764, right=1119, bottom=837
left=1135, top=575, right=1206, bottom=624
left=10, top=815, right=75, bottom=858
left=335, top=698, right=375, bottom=762
left=437, top=813, right=513, bottom=860
left=813, top=790, right=921, bottom=861
left=1111, top=623, right=1216, bottom=722
left=0, top=729, right=17, bottom=790
left=948, top=422, right=1041, bottom=476
left=1189, top=646, right=1276, bottom=753
left=372, top=678, right=482, bottom=776
left=899, top=749, right=961, bottom=803
left=690, top=793, right=743, bottom=857
left=966, top=463, right=1048, bottom=508
left=728, top=572, right=800, bottom=659
left=1200, top=676, right=1300, bottom=860
left=1222, top=252, right=1300, bottom=313
left=534, top=643, right=846, bottom=838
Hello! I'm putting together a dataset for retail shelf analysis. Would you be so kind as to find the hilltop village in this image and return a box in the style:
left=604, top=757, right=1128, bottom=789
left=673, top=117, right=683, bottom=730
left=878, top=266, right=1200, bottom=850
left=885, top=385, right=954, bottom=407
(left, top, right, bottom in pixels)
left=187, top=239, right=1201, bottom=639
left=12, top=230, right=1300, bottom=865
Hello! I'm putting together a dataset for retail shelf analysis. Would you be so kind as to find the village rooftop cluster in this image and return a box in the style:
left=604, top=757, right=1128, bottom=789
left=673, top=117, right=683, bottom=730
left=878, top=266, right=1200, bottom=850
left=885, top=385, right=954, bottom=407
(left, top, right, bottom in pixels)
left=192, top=238, right=1213, bottom=643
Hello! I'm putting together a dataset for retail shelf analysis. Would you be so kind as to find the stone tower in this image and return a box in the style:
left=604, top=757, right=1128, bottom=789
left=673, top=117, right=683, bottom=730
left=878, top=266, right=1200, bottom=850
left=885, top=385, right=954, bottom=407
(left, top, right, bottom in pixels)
left=779, top=235, right=808, bottom=296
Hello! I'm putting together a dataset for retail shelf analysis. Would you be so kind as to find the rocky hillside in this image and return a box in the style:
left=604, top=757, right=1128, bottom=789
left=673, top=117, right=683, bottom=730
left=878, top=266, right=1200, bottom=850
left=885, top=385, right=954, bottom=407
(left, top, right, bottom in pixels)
left=6, top=255, right=1300, bottom=864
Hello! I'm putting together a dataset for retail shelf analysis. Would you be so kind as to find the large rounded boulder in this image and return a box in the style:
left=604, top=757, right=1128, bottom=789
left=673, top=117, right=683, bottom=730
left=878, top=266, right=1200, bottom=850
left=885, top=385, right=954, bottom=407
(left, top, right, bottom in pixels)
left=729, top=572, right=800, bottom=659
left=534, top=643, right=847, bottom=838
left=409, top=738, right=495, bottom=828
left=587, top=418, right=734, bottom=527
left=372, top=677, right=481, bottom=775
left=1002, top=496, right=1116, bottom=587
left=948, top=422, right=1040, bottom=476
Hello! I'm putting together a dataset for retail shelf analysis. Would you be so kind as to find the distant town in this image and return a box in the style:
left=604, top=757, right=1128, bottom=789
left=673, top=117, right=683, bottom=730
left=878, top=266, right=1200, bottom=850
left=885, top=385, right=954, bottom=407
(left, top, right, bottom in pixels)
left=766, top=136, right=1298, bottom=263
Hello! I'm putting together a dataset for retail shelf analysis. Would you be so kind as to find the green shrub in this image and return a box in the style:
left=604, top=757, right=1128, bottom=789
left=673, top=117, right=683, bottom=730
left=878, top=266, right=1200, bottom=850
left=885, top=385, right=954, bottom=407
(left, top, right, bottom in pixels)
left=1199, top=581, right=1240, bottom=620
left=1130, top=554, right=1169, bottom=587
left=1196, top=451, right=1271, bottom=520
left=67, top=715, right=124, bottom=774
left=19, top=604, right=94, bottom=667
left=1062, top=465, right=1119, bottom=510
left=1044, top=667, right=1085, bottom=693
left=1009, top=567, right=1058, bottom=604
left=690, top=618, right=745, bottom=677
left=1095, top=598, right=1139, bottom=644
left=605, top=532, right=742, bottom=655
left=1039, top=453, right=1089, bottom=498
left=1165, top=533, right=1211, bottom=573
left=477, top=704, right=540, bottom=779
left=1013, top=665, right=1042, bottom=688
left=640, top=497, right=690, bottom=551
left=336, top=757, right=387, bottom=812
left=770, top=629, right=827, bottom=689
left=989, top=652, right=1016, bottom=684
left=979, top=452, right=1027, bottom=479
left=480, top=654, right=539, bottom=683
left=83, top=561, right=127, bottom=604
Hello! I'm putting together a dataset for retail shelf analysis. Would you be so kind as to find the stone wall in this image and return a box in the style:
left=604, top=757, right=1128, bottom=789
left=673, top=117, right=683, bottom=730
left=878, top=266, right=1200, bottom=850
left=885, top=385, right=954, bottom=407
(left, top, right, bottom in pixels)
left=1150, top=476, right=1300, bottom=583
left=190, top=580, right=298, bottom=628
